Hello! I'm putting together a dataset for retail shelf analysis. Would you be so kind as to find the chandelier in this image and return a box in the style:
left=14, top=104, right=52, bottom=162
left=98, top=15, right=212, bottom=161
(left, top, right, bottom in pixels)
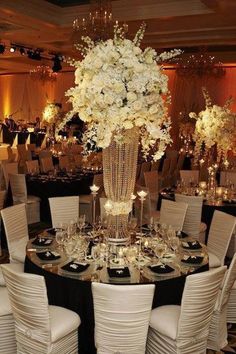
left=30, top=65, right=57, bottom=83
left=176, top=48, right=226, bottom=78
left=71, top=0, right=128, bottom=45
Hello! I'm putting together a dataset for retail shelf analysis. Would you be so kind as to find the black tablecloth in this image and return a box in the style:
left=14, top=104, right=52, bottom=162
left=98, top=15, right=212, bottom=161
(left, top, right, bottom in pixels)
left=24, top=256, right=208, bottom=354
left=26, top=174, right=93, bottom=222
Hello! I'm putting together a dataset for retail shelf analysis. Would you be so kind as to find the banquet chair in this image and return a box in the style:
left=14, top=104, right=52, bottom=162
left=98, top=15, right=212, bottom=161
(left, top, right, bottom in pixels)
left=168, top=155, right=178, bottom=186
left=2, top=161, right=18, bottom=189
left=1, top=264, right=81, bottom=354
left=173, top=153, right=186, bottom=182
left=59, top=155, right=70, bottom=171
left=220, top=171, right=236, bottom=186
left=207, top=253, right=236, bottom=351
left=27, top=143, right=36, bottom=153
left=40, top=156, right=54, bottom=173
left=175, top=194, right=206, bottom=241
left=207, top=210, right=236, bottom=268
left=144, top=171, right=159, bottom=211
left=49, top=196, right=80, bottom=228
left=17, top=144, right=32, bottom=173
left=1, top=203, right=29, bottom=263
left=166, top=149, right=179, bottom=159
left=227, top=280, right=236, bottom=324
left=134, top=186, right=160, bottom=224
left=26, top=160, right=40, bottom=174
left=180, top=169, right=199, bottom=185
left=138, top=161, right=151, bottom=186
left=74, top=154, right=83, bottom=168
left=146, top=266, right=226, bottom=354
left=9, top=173, right=40, bottom=224
left=39, top=150, right=52, bottom=159
left=159, top=199, right=188, bottom=231
left=92, top=282, right=155, bottom=354
left=150, top=160, right=160, bottom=171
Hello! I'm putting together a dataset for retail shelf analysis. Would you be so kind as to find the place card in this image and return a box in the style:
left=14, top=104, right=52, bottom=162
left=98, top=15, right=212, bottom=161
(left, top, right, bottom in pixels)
left=36, top=251, right=61, bottom=261
left=107, top=267, right=130, bottom=278
left=181, top=255, right=203, bottom=264
left=148, top=264, right=174, bottom=274
left=182, top=241, right=202, bottom=250
left=61, top=261, right=89, bottom=273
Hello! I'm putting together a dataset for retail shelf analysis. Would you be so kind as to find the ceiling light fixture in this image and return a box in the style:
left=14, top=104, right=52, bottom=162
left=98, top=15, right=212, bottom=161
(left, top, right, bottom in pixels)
left=176, top=47, right=225, bottom=78
left=10, top=45, right=16, bottom=53
left=71, top=0, right=128, bottom=46
left=52, top=55, right=62, bottom=72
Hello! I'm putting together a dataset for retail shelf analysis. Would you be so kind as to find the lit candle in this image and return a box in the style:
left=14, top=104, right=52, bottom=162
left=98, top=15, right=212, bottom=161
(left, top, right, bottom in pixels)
left=199, top=181, right=207, bottom=190
left=104, top=200, right=112, bottom=213
left=137, top=190, right=148, bottom=199
left=216, top=187, right=224, bottom=198
left=131, top=193, right=136, bottom=200
left=90, top=184, right=100, bottom=193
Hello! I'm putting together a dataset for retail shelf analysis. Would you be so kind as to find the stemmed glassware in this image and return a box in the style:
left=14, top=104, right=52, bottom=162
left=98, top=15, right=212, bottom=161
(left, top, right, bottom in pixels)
left=56, top=230, right=65, bottom=249
left=77, top=215, right=86, bottom=236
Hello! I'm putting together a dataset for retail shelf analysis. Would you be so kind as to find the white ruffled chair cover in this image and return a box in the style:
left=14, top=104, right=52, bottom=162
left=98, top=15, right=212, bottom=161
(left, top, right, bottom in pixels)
left=2, top=162, right=18, bottom=189
left=1, top=264, right=81, bottom=354
left=207, top=210, right=236, bottom=268
left=0, top=190, right=6, bottom=257
left=1, top=203, right=29, bottom=263
left=159, top=199, right=188, bottom=232
left=175, top=194, right=206, bottom=241
left=208, top=253, right=236, bottom=351
left=40, top=157, right=54, bottom=173
left=146, top=267, right=226, bottom=354
left=25, top=160, right=40, bottom=174
left=92, top=282, right=154, bottom=354
left=9, top=173, right=40, bottom=224
left=59, top=156, right=70, bottom=171
left=227, top=281, right=236, bottom=324
left=49, top=196, right=80, bottom=228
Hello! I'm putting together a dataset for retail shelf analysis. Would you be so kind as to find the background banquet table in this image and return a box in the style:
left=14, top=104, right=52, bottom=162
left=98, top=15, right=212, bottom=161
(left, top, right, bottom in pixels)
left=24, top=235, right=208, bottom=354
left=26, top=173, right=94, bottom=222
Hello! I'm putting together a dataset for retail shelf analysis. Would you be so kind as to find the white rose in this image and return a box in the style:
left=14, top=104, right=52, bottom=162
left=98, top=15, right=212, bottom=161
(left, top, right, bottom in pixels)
left=149, top=104, right=158, bottom=115
left=133, top=100, right=143, bottom=111
left=123, top=121, right=133, bottom=130
left=94, top=58, right=103, bottom=69
left=127, top=92, right=137, bottom=102
left=104, top=94, right=114, bottom=105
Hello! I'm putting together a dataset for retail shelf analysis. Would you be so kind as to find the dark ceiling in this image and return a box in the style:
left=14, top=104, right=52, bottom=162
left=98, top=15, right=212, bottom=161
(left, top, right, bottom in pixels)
left=45, top=0, right=89, bottom=7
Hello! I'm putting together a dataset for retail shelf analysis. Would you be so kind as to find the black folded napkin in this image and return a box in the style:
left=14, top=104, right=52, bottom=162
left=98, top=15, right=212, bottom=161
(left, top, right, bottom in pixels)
left=107, top=267, right=130, bottom=278
left=223, top=200, right=236, bottom=205
left=61, top=261, right=89, bottom=273
left=46, top=228, right=62, bottom=236
left=182, top=241, right=202, bottom=250
left=148, top=264, right=174, bottom=274
left=32, top=237, right=53, bottom=246
left=36, top=251, right=61, bottom=261
left=176, top=231, right=188, bottom=239
left=181, top=255, right=203, bottom=264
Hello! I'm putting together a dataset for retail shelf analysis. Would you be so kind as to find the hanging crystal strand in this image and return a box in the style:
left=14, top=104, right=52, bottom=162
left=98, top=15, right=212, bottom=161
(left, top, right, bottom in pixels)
left=103, top=127, right=139, bottom=244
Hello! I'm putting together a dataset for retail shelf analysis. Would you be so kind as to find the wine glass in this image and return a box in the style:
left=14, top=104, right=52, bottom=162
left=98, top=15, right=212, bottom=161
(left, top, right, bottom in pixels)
left=77, top=215, right=86, bottom=235
left=67, top=220, right=77, bottom=240
left=65, top=239, right=75, bottom=260
left=128, top=217, right=138, bottom=234
left=155, top=242, right=167, bottom=262
left=56, top=230, right=65, bottom=249
left=170, top=237, right=180, bottom=256
left=147, top=217, right=154, bottom=236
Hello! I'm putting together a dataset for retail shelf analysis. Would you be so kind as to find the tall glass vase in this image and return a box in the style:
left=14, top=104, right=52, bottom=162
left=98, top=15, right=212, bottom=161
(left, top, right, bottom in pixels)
left=103, top=128, right=139, bottom=244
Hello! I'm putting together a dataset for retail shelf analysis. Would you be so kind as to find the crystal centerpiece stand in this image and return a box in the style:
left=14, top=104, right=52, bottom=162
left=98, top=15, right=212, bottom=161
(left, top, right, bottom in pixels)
left=103, top=128, right=139, bottom=245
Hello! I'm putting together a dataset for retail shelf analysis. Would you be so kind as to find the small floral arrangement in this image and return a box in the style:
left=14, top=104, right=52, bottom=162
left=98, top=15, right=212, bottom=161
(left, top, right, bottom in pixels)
left=42, top=102, right=61, bottom=126
left=189, top=88, right=236, bottom=164
left=59, top=24, right=181, bottom=160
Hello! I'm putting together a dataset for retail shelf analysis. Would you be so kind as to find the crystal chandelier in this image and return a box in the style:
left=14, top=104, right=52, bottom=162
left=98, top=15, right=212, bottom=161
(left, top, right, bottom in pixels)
left=30, top=65, right=57, bottom=83
left=71, top=0, right=128, bottom=45
left=176, top=48, right=226, bottom=78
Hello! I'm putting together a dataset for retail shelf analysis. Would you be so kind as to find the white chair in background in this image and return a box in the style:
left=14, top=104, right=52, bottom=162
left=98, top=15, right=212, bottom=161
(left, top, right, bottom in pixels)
left=2, top=162, right=18, bottom=189
left=39, top=150, right=52, bottom=160
left=27, top=143, right=36, bottom=153
left=1, top=264, right=81, bottom=354
left=40, top=156, right=54, bottom=173
left=49, top=196, right=80, bottom=228
left=74, top=154, right=83, bottom=168
left=175, top=194, right=206, bottom=241
left=92, top=282, right=154, bottom=354
left=173, top=153, right=186, bottom=182
left=227, top=280, right=236, bottom=324
left=220, top=171, right=236, bottom=186
left=150, top=160, right=160, bottom=172
left=168, top=156, right=178, bottom=186
left=159, top=199, right=188, bottom=231
left=180, top=169, right=199, bottom=185
left=207, top=210, right=236, bottom=268
left=146, top=267, right=226, bottom=354
left=17, top=144, right=32, bottom=173
left=9, top=173, right=40, bottom=224
left=144, top=170, right=159, bottom=211
left=1, top=204, right=29, bottom=263
left=25, top=160, right=40, bottom=174
left=208, top=253, right=236, bottom=352
left=166, top=149, right=178, bottom=159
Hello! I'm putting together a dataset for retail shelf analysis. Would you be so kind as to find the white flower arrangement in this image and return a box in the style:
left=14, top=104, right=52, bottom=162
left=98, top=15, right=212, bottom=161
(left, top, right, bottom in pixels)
left=42, top=102, right=61, bottom=126
left=59, top=24, right=181, bottom=161
left=190, top=87, right=236, bottom=164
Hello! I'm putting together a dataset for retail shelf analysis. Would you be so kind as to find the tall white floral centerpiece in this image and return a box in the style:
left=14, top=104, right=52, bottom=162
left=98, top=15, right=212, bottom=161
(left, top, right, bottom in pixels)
left=190, top=87, right=236, bottom=166
left=42, top=102, right=61, bottom=140
left=65, top=24, right=180, bottom=243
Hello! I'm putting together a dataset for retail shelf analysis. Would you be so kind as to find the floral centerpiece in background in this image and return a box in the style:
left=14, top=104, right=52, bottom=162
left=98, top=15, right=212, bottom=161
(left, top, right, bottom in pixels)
left=62, top=24, right=181, bottom=243
left=189, top=87, right=236, bottom=166
left=42, top=102, right=62, bottom=141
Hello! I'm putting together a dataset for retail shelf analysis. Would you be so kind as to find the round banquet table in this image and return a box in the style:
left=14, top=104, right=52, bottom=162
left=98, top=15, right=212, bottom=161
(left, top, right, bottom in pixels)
left=24, top=233, right=209, bottom=354
left=26, top=173, right=94, bottom=222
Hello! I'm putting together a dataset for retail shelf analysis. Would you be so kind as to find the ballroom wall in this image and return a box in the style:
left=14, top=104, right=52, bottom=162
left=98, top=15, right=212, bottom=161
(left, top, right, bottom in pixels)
left=0, top=67, right=236, bottom=146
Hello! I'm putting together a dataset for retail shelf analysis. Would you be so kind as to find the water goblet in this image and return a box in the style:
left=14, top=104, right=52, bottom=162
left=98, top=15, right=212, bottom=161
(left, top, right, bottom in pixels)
left=155, top=242, right=167, bottom=262
left=55, top=230, right=65, bottom=250
left=77, top=215, right=86, bottom=235
left=170, top=237, right=180, bottom=256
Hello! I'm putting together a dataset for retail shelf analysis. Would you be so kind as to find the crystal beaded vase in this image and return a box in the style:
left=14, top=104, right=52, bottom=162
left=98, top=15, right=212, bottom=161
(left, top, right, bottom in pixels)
left=103, top=128, right=139, bottom=244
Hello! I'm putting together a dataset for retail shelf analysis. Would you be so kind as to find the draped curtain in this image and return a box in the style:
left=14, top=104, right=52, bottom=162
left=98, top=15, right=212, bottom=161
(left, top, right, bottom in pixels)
left=0, top=67, right=235, bottom=147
